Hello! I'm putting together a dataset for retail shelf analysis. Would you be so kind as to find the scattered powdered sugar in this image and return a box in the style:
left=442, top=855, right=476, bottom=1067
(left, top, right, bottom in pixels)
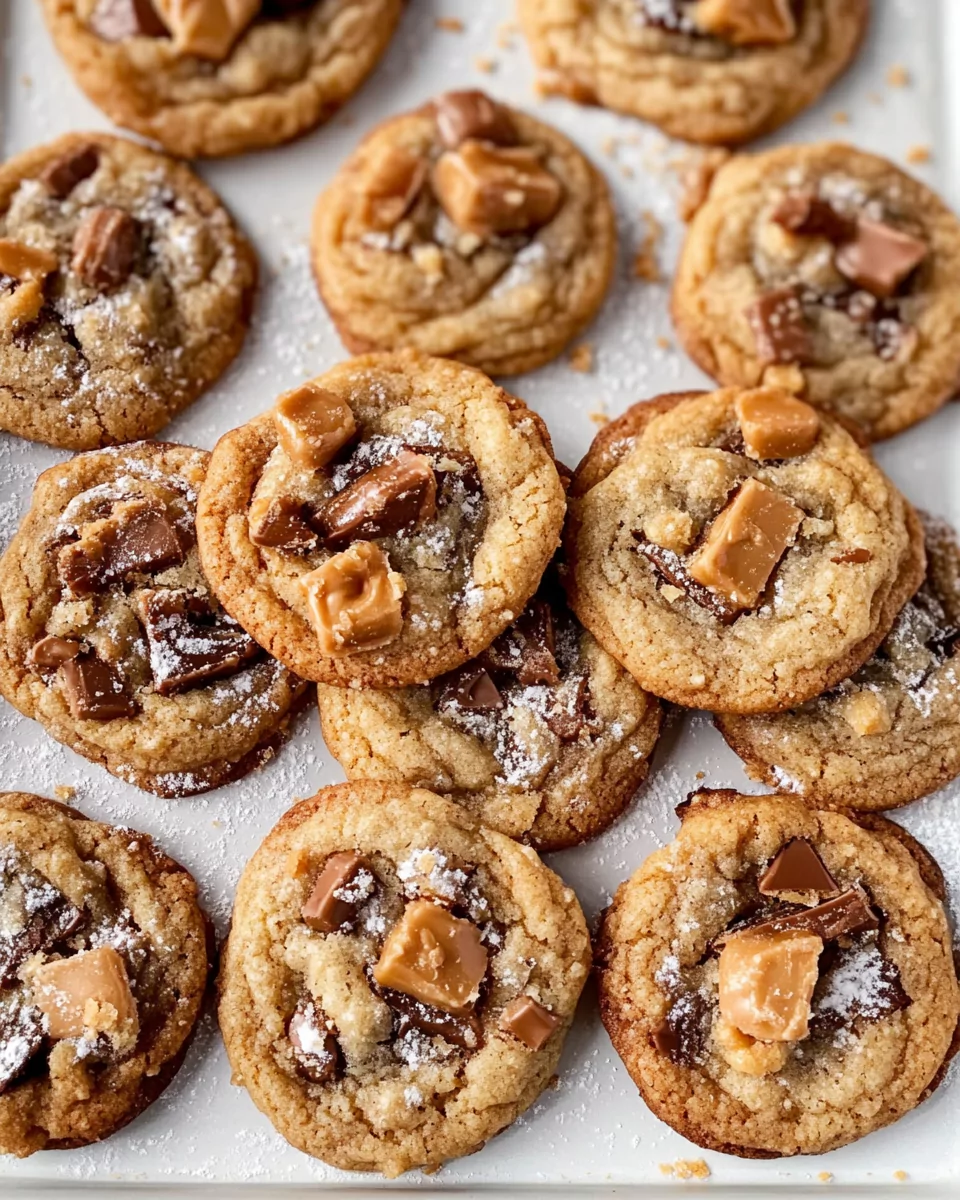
left=815, top=942, right=900, bottom=1026
left=397, top=847, right=469, bottom=903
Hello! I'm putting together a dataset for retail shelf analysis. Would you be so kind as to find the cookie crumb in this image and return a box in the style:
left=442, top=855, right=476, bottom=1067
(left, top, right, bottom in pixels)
left=601, top=136, right=618, bottom=158
left=656, top=335, right=673, bottom=351
left=435, top=17, right=464, bottom=32
left=660, top=1159, right=711, bottom=1180
left=831, top=110, right=850, bottom=124
left=818, top=1172, right=833, bottom=1183
left=633, top=211, right=664, bottom=282
left=53, top=785, right=76, bottom=802
left=569, top=343, right=594, bottom=373
left=660, top=584, right=684, bottom=603
left=894, top=1171, right=909, bottom=1182
left=474, top=56, right=497, bottom=74
left=588, top=411, right=610, bottom=428
left=887, top=64, right=910, bottom=87
left=695, top=771, right=705, bottom=780
left=906, top=145, right=931, bottom=165
left=496, top=21, right=518, bottom=48
left=21, top=74, right=32, bottom=88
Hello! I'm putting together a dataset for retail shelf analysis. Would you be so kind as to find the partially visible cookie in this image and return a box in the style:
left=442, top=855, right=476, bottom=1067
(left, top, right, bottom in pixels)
left=564, top=386, right=926, bottom=713
left=0, top=133, right=256, bottom=450
left=0, top=791, right=211, bottom=1156
left=218, top=781, right=591, bottom=1177
left=517, top=0, right=868, bottom=146
left=597, top=790, right=960, bottom=1158
left=41, top=0, right=404, bottom=159
left=672, top=143, right=960, bottom=440
left=717, top=513, right=960, bottom=810
left=317, top=575, right=662, bottom=851
left=311, top=90, right=616, bottom=376
left=0, top=442, right=309, bottom=797
left=196, top=352, right=566, bottom=688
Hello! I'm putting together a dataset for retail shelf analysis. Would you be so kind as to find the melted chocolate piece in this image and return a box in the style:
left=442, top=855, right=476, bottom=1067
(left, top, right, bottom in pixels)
left=758, top=840, right=840, bottom=896
left=635, top=536, right=741, bottom=624
left=543, top=675, right=591, bottom=741
left=380, top=985, right=484, bottom=1051
left=88, top=0, right=169, bottom=40
left=288, top=999, right=342, bottom=1084
left=58, top=500, right=184, bottom=596
left=27, top=636, right=81, bottom=670
left=301, top=852, right=374, bottom=934
left=746, top=286, right=812, bottom=366
left=311, top=450, right=437, bottom=548
left=0, top=1004, right=44, bottom=1095
left=652, top=991, right=709, bottom=1067
left=717, top=886, right=879, bottom=947
left=0, top=850, right=85, bottom=988
left=480, top=599, right=560, bottom=686
left=40, top=144, right=100, bottom=200
left=432, top=663, right=503, bottom=711
left=811, top=940, right=910, bottom=1035
left=772, top=192, right=855, bottom=243
left=59, top=654, right=136, bottom=720
left=71, top=206, right=140, bottom=290
left=137, top=590, right=260, bottom=696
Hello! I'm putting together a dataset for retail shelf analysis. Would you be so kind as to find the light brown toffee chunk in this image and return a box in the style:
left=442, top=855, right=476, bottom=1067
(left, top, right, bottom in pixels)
left=218, top=782, right=590, bottom=1177
left=0, top=791, right=210, bottom=1156
left=311, top=93, right=616, bottom=376
left=0, top=133, right=255, bottom=450
left=597, top=791, right=960, bottom=1158
left=672, top=143, right=960, bottom=440
left=0, top=442, right=308, bottom=797
left=564, top=388, right=925, bottom=713
left=516, top=0, right=868, bottom=146
left=40, top=0, right=404, bottom=159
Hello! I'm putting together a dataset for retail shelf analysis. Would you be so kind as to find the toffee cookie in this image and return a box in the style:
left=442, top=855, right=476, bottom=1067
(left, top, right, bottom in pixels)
left=596, top=790, right=960, bottom=1158
left=0, top=791, right=211, bottom=1156
left=0, top=442, right=309, bottom=798
left=196, top=352, right=566, bottom=688
left=41, top=0, right=403, bottom=159
left=672, top=143, right=960, bottom=441
left=564, top=386, right=925, bottom=713
left=0, top=133, right=255, bottom=451
left=717, top=513, right=960, bottom=810
left=218, top=781, right=590, bottom=1176
left=311, top=90, right=616, bottom=376
left=317, top=575, right=662, bottom=851
left=517, top=1, right=868, bottom=147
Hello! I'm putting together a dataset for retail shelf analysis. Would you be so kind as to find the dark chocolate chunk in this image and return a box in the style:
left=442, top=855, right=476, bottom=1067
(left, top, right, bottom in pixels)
left=544, top=675, right=591, bottom=741
left=771, top=191, right=855, bottom=243
left=811, top=940, right=910, bottom=1035
left=288, top=999, right=341, bottom=1084
left=136, top=589, right=260, bottom=696
left=635, top=536, right=741, bottom=624
left=835, top=219, right=928, bottom=298
left=432, top=663, right=503, bottom=712
left=746, top=286, right=813, bottom=366
left=59, top=654, right=136, bottom=721
left=39, top=144, right=100, bottom=200
left=831, top=548, right=873, bottom=565
left=311, top=450, right=437, bottom=548
left=87, top=0, right=169, bottom=40
left=434, top=90, right=518, bottom=150
left=652, top=991, right=709, bottom=1067
left=301, top=852, right=374, bottom=934
left=720, top=886, right=879, bottom=946
left=58, top=499, right=184, bottom=596
left=758, top=839, right=840, bottom=896
left=262, top=0, right=315, bottom=12
left=481, top=599, right=560, bottom=686
left=381, top=985, right=484, bottom=1051
left=27, top=635, right=81, bottom=670
left=0, top=848, right=85, bottom=988
left=71, top=206, right=140, bottom=289
left=0, top=1004, right=44, bottom=1095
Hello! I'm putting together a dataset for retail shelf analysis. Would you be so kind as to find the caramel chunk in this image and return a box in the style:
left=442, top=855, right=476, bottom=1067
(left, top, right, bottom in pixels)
left=687, top=479, right=804, bottom=612
left=835, top=219, right=928, bottom=298
left=136, top=589, right=260, bottom=695
left=481, top=599, right=559, bottom=686
left=0, top=239, right=59, bottom=281
left=432, top=140, right=563, bottom=238
left=71, top=206, right=140, bottom=289
left=759, top=840, right=839, bottom=897
left=32, top=946, right=138, bottom=1041
left=734, top=388, right=820, bottom=461
left=151, top=0, right=260, bottom=59
left=87, top=0, right=169, bottom=40
left=273, top=383, right=357, bottom=472
left=841, top=690, right=893, bottom=737
left=302, top=541, right=405, bottom=656
left=746, top=287, right=812, bottom=366
left=0, top=850, right=84, bottom=989
left=58, top=499, right=184, bottom=597
left=692, top=0, right=796, bottom=45
left=433, top=662, right=504, bottom=711
left=248, top=493, right=316, bottom=551
left=0, top=1006, right=44, bottom=1095
left=27, top=635, right=81, bottom=670
left=312, top=450, right=437, bottom=548
left=40, top=144, right=100, bottom=199
left=500, top=995, right=560, bottom=1050
left=374, top=900, right=488, bottom=1014
left=301, top=851, right=374, bottom=933
left=360, top=144, right=427, bottom=231
left=59, top=654, right=136, bottom=721
left=0, top=280, right=45, bottom=331
left=288, top=999, right=341, bottom=1084
left=719, top=929, right=822, bottom=1042
left=771, top=191, right=854, bottom=243
left=434, top=90, right=517, bottom=149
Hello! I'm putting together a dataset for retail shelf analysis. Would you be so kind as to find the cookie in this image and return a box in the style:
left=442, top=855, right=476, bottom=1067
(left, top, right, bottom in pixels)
left=317, top=574, right=662, bottom=851
left=517, top=0, right=868, bottom=146
left=0, top=133, right=256, bottom=451
left=218, top=781, right=590, bottom=1177
left=0, top=442, right=310, bottom=798
left=40, top=0, right=403, bottom=159
left=564, top=386, right=926, bottom=713
left=672, top=143, right=960, bottom=441
left=196, top=352, right=566, bottom=688
left=310, top=90, right=616, bottom=376
left=0, top=791, right=211, bottom=1157
left=596, top=789, right=960, bottom=1158
left=717, top=513, right=960, bottom=810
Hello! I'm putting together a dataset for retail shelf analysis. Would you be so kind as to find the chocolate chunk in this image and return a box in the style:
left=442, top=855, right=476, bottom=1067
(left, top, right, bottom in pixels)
left=652, top=991, right=709, bottom=1067
left=481, top=599, right=559, bottom=686
left=311, top=450, right=437, bottom=548
left=434, top=90, right=517, bottom=150
left=27, top=635, right=81, bottom=671
left=248, top=494, right=316, bottom=551
left=40, top=145, right=100, bottom=200
left=136, top=589, right=260, bottom=696
left=57, top=499, right=184, bottom=596
left=262, top=0, right=314, bottom=11
left=835, top=219, right=928, bottom=298
left=301, top=852, right=374, bottom=934
left=499, top=995, right=560, bottom=1050
left=831, top=548, right=873, bottom=565
left=544, top=675, right=591, bottom=741
left=59, top=654, right=136, bottom=721
left=0, top=1004, right=44, bottom=1095
left=71, top=206, right=140, bottom=289
left=721, top=886, right=879, bottom=946
left=288, top=999, right=341, bottom=1084
left=771, top=191, right=855, bottom=243
left=635, top=536, right=741, bottom=624
left=88, top=0, right=169, bottom=40
left=746, top=286, right=812, bottom=366
left=811, top=941, right=910, bottom=1034
left=758, top=840, right=840, bottom=897
left=380, top=985, right=484, bottom=1051
left=432, top=663, right=503, bottom=712
left=0, top=849, right=85, bottom=988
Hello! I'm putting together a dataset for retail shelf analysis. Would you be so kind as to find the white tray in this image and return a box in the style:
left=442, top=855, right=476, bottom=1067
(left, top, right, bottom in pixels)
left=2, top=0, right=960, bottom=1194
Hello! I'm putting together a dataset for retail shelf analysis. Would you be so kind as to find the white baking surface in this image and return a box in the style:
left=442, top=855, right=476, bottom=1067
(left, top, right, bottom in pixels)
left=2, top=0, right=960, bottom=1192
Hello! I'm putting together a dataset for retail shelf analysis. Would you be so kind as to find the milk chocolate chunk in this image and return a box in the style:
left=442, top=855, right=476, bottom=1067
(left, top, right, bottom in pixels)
left=687, top=479, right=804, bottom=612
left=59, top=654, right=136, bottom=721
left=652, top=990, right=709, bottom=1066
left=71, top=206, right=140, bottom=289
left=27, top=636, right=81, bottom=670
left=719, top=929, right=823, bottom=1042
left=152, top=0, right=261, bottom=59
left=692, top=0, right=796, bottom=45
left=33, top=946, right=138, bottom=1041
left=288, top=999, right=341, bottom=1084
left=738, top=886, right=880, bottom=943
left=747, top=286, right=812, bottom=366
left=58, top=499, right=184, bottom=596
left=248, top=493, right=316, bottom=551
left=835, top=219, right=928, bottom=298
left=771, top=191, right=855, bottom=243
left=301, top=851, right=373, bottom=933
left=88, top=0, right=169, bottom=40
left=734, top=388, right=820, bottom=461
left=0, top=850, right=85, bottom=988
left=0, top=1004, right=44, bottom=1095
left=544, top=675, right=591, bottom=741
left=481, top=599, right=559, bottom=686
left=380, top=985, right=484, bottom=1051
left=759, top=840, right=840, bottom=897
left=831, top=547, right=873, bottom=565
left=40, top=145, right=100, bottom=199
left=434, top=90, right=517, bottom=150
left=432, top=140, right=563, bottom=239
left=302, top=541, right=406, bottom=656
left=636, top=536, right=741, bottom=624
left=360, top=144, right=427, bottom=231
left=274, top=383, right=357, bottom=472
left=312, top=450, right=437, bottom=548
left=500, top=995, right=560, bottom=1050
left=433, top=663, right=503, bottom=712
left=136, top=589, right=259, bottom=695
left=374, top=900, right=488, bottom=1014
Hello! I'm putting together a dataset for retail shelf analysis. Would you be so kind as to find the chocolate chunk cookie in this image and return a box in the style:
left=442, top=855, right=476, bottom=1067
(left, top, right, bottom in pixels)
left=0, top=133, right=256, bottom=450
left=0, top=442, right=309, bottom=797
left=717, top=513, right=960, bottom=810
left=0, top=791, right=211, bottom=1156
left=672, top=143, right=960, bottom=440
left=218, top=781, right=590, bottom=1177
left=317, top=575, right=662, bottom=851
left=196, top=352, right=566, bottom=688
left=517, top=1, right=868, bottom=146
left=564, top=387, right=925, bottom=713
left=40, top=1, right=403, bottom=159
left=311, top=90, right=617, bottom=376
left=597, top=790, right=960, bottom=1158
